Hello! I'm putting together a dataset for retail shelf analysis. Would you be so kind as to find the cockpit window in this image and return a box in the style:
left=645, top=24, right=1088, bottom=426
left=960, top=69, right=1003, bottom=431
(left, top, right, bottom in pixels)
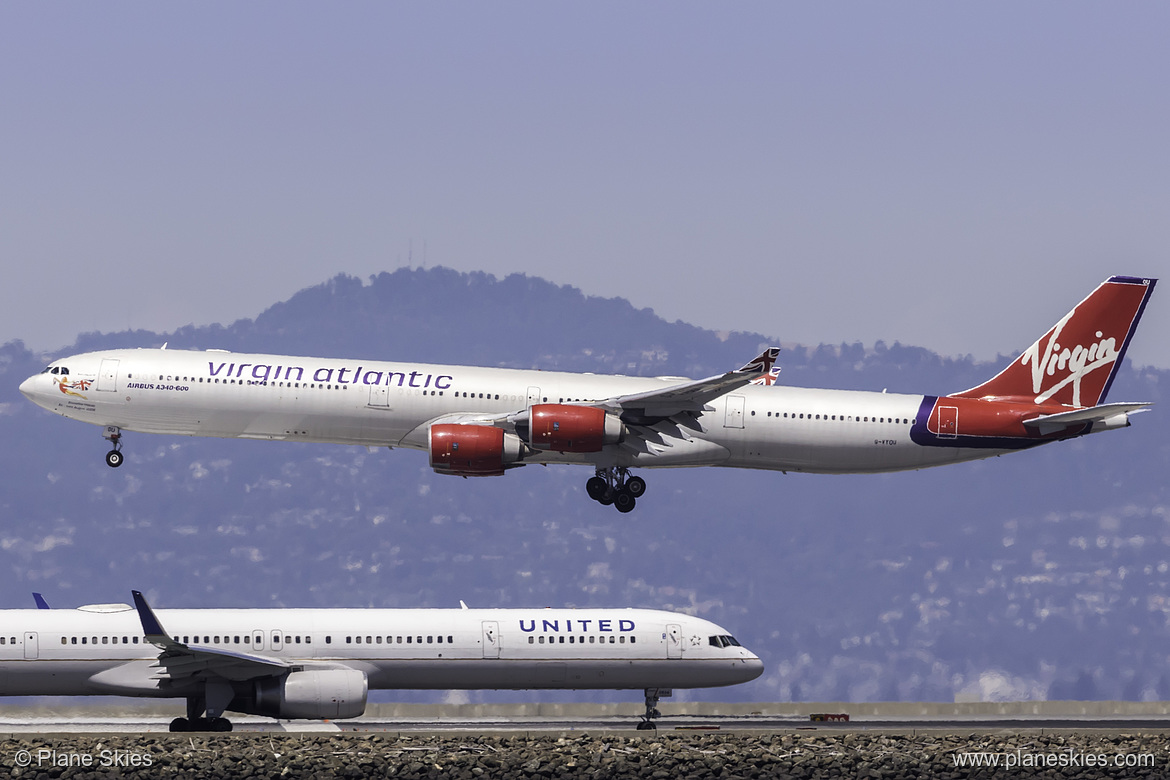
left=43, top=366, right=69, bottom=375
left=708, top=635, right=741, bottom=648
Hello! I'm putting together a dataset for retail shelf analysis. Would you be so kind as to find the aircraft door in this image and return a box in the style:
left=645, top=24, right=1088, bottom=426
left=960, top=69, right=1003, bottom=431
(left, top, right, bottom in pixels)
left=252, top=630, right=264, bottom=650
left=936, top=406, right=958, bottom=438
left=23, top=632, right=38, bottom=660
left=666, top=624, right=683, bottom=659
left=95, top=359, right=120, bottom=392
left=724, top=395, right=745, bottom=429
left=368, top=383, right=389, bottom=407
left=526, top=387, right=541, bottom=409
left=271, top=631, right=283, bottom=652
left=481, top=621, right=500, bottom=659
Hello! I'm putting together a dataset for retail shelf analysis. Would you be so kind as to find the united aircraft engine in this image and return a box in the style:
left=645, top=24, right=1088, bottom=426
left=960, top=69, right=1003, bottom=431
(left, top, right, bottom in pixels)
left=239, top=669, right=368, bottom=721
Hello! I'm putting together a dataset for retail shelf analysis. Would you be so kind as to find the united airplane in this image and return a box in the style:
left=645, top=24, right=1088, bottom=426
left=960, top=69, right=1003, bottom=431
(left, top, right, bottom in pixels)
left=0, top=592, right=762, bottom=732
left=20, top=276, right=1156, bottom=512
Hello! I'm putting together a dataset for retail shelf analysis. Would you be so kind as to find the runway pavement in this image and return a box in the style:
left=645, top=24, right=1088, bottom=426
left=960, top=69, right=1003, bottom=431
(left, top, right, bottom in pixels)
left=3, top=708, right=1170, bottom=734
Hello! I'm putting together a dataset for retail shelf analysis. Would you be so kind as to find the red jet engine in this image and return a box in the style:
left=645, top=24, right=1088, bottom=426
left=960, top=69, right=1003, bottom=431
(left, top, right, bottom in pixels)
left=528, top=404, right=625, bottom=453
left=429, top=424, right=526, bottom=477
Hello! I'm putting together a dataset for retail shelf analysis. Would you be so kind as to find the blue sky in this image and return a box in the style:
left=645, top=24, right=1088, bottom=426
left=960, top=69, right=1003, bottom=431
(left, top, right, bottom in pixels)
left=3, top=3, right=1167, bottom=368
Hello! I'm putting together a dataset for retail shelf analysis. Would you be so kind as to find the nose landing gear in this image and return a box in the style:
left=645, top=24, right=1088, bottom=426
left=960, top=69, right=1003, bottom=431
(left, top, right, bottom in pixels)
left=635, top=687, right=670, bottom=730
left=103, top=426, right=124, bottom=468
left=586, top=466, right=646, bottom=513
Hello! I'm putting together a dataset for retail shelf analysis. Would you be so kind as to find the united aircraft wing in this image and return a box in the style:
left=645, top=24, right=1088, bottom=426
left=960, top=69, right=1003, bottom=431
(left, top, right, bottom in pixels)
left=132, top=590, right=289, bottom=682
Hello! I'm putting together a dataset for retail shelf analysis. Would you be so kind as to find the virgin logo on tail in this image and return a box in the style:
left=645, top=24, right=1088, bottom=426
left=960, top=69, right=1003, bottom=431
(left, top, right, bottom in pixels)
left=1022, top=316, right=1119, bottom=407
left=956, top=276, right=1155, bottom=408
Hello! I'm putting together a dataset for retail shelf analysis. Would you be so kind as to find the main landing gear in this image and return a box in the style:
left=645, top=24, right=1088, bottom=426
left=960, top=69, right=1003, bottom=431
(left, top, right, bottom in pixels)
left=586, top=466, right=646, bottom=513
left=636, top=687, right=670, bottom=730
left=169, top=686, right=234, bottom=732
left=169, top=716, right=232, bottom=732
left=103, top=426, right=124, bottom=468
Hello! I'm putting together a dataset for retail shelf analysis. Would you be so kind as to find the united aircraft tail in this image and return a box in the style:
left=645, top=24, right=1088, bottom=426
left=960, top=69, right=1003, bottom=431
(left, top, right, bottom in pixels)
left=955, top=276, right=1156, bottom=408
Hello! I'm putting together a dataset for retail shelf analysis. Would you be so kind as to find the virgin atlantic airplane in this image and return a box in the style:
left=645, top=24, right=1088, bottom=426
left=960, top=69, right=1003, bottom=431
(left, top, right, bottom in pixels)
left=20, top=276, right=1156, bottom=512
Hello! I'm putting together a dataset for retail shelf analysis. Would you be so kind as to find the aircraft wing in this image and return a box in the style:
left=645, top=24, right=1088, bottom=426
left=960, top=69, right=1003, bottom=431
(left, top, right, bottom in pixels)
left=1022, top=402, right=1153, bottom=436
left=601, top=348, right=781, bottom=418
left=132, top=590, right=289, bottom=682
left=399, top=348, right=780, bottom=452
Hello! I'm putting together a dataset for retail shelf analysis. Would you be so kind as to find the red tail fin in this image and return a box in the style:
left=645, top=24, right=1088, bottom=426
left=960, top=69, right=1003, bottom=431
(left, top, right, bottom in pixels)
left=955, top=276, right=1156, bottom=407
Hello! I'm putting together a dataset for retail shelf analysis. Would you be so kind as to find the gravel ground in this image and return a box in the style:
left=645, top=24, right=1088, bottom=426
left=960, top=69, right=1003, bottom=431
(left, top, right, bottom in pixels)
left=2, top=731, right=1168, bottom=778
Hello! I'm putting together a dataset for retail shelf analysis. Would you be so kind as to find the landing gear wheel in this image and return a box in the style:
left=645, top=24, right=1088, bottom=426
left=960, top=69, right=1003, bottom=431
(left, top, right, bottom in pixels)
left=588, top=466, right=646, bottom=511
left=169, top=717, right=190, bottom=732
left=211, top=717, right=233, bottom=732
left=636, top=720, right=657, bottom=730
left=105, top=450, right=123, bottom=468
left=625, top=475, right=647, bottom=498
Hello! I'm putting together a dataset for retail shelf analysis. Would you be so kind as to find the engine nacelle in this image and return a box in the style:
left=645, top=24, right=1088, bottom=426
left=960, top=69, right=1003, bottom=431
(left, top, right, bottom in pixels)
left=430, top=423, right=526, bottom=477
left=528, top=404, right=625, bottom=453
left=247, top=669, right=368, bottom=720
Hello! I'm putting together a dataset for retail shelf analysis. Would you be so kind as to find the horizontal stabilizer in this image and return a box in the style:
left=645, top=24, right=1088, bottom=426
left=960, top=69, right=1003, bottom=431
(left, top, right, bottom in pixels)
left=1023, top=402, right=1152, bottom=435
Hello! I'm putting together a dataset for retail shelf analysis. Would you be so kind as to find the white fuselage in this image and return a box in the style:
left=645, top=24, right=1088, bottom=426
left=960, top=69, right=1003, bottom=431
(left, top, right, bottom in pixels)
left=19, top=348, right=996, bottom=474
left=0, top=605, right=761, bottom=699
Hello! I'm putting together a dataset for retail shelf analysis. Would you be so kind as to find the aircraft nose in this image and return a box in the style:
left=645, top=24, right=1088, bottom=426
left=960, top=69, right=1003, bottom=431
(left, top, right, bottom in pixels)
left=19, top=375, right=37, bottom=400
left=739, top=655, right=765, bottom=682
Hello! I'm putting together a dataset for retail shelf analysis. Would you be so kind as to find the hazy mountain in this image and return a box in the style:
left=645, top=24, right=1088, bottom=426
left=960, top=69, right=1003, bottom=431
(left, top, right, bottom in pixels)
left=2, top=267, right=1167, bottom=705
